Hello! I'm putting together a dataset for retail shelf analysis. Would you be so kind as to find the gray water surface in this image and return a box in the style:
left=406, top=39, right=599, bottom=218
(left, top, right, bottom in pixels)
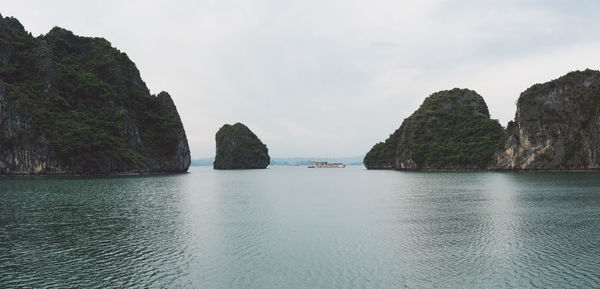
left=1, top=166, right=600, bottom=288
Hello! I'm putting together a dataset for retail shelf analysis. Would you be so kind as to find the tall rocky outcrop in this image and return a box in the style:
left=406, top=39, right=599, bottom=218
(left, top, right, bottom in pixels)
left=214, top=123, right=270, bottom=169
left=0, top=14, right=190, bottom=175
left=364, top=89, right=505, bottom=170
left=495, top=69, right=600, bottom=169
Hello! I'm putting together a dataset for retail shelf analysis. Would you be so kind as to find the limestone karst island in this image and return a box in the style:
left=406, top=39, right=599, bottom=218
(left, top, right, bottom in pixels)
left=0, top=14, right=190, bottom=175
left=363, top=88, right=505, bottom=170
left=495, top=70, right=600, bottom=170
left=214, top=123, right=270, bottom=169
left=364, top=69, right=600, bottom=171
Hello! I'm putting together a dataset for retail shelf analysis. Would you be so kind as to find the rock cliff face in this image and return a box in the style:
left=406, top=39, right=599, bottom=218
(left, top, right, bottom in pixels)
left=364, top=89, right=505, bottom=170
left=214, top=123, right=270, bottom=169
left=495, top=70, right=600, bottom=169
left=0, top=14, right=190, bottom=175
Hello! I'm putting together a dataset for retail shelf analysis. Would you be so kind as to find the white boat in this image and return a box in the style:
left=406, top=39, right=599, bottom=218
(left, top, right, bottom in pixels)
left=308, top=161, right=345, bottom=168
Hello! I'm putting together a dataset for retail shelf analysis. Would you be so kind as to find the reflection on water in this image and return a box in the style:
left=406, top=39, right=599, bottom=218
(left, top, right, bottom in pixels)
left=1, top=167, right=600, bottom=288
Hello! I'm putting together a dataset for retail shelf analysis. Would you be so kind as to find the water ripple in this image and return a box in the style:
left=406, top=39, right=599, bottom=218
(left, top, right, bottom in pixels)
left=2, top=168, right=600, bottom=288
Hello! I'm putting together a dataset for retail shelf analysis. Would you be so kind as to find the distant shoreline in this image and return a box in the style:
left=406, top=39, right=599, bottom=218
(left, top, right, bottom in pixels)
left=191, top=156, right=365, bottom=167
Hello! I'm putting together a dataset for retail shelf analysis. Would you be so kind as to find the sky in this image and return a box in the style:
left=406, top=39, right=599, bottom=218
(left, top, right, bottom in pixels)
left=3, top=0, right=600, bottom=158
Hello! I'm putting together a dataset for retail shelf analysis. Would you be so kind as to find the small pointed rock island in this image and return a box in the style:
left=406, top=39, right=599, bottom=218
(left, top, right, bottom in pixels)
left=214, top=123, right=270, bottom=169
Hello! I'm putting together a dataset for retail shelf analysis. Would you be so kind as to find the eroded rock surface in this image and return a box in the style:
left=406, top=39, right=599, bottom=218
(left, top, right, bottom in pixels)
left=495, top=70, right=600, bottom=170
left=214, top=123, right=270, bottom=169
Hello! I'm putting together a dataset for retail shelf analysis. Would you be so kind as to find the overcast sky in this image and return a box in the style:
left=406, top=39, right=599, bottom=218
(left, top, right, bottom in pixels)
left=3, top=1, right=600, bottom=158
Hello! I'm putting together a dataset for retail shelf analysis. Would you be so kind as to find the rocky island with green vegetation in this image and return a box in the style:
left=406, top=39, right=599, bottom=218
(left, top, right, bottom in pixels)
left=495, top=69, right=600, bottom=170
left=366, top=70, right=600, bottom=171
left=364, top=88, right=505, bottom=170
left=214, top=123, right=270, bottom=169
left=0, top=14, right=190, bottom=175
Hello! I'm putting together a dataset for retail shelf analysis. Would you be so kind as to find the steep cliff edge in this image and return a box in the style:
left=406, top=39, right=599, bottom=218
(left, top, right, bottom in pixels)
left=0, top=14, right=190, bottom=174
left=214, top=123, right=270, bottom=169
left=364, top=89, right=505, bottom=170
left=495, top=69, right=600, bottom=170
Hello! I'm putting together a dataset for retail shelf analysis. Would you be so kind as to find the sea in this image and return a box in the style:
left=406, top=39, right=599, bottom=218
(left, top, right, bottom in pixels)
left=1, top=166, right=599, bottom=288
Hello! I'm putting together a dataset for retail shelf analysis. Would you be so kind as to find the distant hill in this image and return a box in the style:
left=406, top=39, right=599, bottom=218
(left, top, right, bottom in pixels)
left=192, top=156, right=364, bottom=166
left=191, top=158, right=215, bottom=166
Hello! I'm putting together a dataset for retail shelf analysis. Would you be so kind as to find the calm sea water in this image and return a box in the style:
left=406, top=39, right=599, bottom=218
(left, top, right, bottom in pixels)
left=1, top=166, right=600, bottom=288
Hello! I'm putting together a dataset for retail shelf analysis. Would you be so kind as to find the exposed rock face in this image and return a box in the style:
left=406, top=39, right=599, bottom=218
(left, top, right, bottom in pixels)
left=364, top=89, right=505, bottom=170
left=495, top=69, right=600, bottom=170
left=214, top=123, right=270, bottom=169
left=0, top=14, right=190, bottom=175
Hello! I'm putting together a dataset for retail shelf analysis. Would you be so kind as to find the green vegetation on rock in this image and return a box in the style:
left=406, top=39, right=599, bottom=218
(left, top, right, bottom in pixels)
left=0, top=14, right=190, bottom=174
left=364, top=88, right=505, bottom=170
left=214, top=123, right=270, bottom=169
